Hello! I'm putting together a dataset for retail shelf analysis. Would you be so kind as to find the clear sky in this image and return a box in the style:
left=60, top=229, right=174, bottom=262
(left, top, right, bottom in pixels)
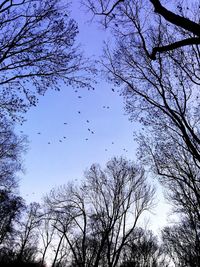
left=15, top=0, right=170, bottom=234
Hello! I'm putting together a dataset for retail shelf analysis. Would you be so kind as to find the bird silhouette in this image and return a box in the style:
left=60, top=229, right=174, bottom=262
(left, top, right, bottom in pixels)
left=64, top=122, right=67, bottom=125
left=37, top=132, right=41, bottom=135
left=86, top=120, right=89, bottom=123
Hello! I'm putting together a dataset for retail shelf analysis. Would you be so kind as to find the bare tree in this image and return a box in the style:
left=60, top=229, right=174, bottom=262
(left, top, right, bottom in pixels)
left=46, top=157, right=155, bottom=267
left=85, top=0, right=200, bottom=212
left=85, top=0, right=200, bottom=209
left=84, top=157, right=155, bottom=267
left=84, top=0, right=200, bottom=59
left=0, top=117, right=26, bottom=190
left=136, top=119, right=200, bottom=237
left=85, top=0, right=200, bottom=165
left=46, top=183, right=90, bottom=267
left=0, top=202, right=42, bottom=266
left=38, top=213, right=57, bottom=267
left=120, top=227, right=169, bottom=267
left=84, top=2, right=200, bottom=263
left=0, top=0, right=91, bottom=120
left=16, top=202, right=42, bottom=263
left=0, top=117, right=26, bottom=245
left=0, top=190, right=24, bottom=245
left=51, top=231, right=68, bottom=267
left=162, top=218, right=200, bottom=267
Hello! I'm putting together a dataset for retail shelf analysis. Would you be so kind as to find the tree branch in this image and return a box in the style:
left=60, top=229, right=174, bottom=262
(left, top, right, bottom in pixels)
left=95, top=0, right=124, bottom=16
left=150, top=37, right=200, bottom=60
left=150, top=0, right=200, bottom=37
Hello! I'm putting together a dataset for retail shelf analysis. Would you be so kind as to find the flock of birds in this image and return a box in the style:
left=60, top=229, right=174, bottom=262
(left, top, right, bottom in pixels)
left=19, top=88, right=129, bottom=154
left=20, top=119, right=129, bottom=154
left=21, top=117, right=129, bottom=153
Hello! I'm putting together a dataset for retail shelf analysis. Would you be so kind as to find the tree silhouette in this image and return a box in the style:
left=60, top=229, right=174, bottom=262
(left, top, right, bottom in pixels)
left=84, top=1, right=200, bottom=263
left=0, top=0, right=91, bottom=121
left=45, top=157, right=155, bottom=267
left=162, top=218, right=200, bottom=267
left=0, top=117, right=26, bottom=245
left=85, top=0, right=200, bottom=165
left=120, top=227, right=168, bottom=267
left=85, top=0, right=200, bottom=59
left=16, top=202, right=42, bottom=263
left=38, top=213, right=57, bottom=267
left=0, top=189, right=24, bottom=245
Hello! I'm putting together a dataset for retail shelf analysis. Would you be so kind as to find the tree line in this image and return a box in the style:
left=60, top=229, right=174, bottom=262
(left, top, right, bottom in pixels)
left=0, top=141, right=198, bottom=266
left=0, top=156, right=169, bottom=267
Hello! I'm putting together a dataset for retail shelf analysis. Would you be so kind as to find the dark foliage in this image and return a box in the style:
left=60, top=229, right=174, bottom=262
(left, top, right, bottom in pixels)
left=0, top=117, right=25, bottom=244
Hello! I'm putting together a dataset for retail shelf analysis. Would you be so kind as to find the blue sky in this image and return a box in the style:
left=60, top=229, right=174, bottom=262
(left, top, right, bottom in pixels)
left=16, top=1, right=137, bottom=198
left=15, top=0, right=170, bottom=233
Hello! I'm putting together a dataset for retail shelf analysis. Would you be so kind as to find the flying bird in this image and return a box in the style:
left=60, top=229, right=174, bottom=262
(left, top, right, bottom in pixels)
left=86, top=120, right=89, bottom=123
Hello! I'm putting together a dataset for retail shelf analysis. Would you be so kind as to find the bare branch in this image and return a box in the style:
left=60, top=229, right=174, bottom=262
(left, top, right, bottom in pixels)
left=150, top=0, right=200, bottom=37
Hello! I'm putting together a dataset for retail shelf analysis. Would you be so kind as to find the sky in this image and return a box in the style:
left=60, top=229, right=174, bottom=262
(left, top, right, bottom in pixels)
left=15, top=0, right=171, bottom=234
